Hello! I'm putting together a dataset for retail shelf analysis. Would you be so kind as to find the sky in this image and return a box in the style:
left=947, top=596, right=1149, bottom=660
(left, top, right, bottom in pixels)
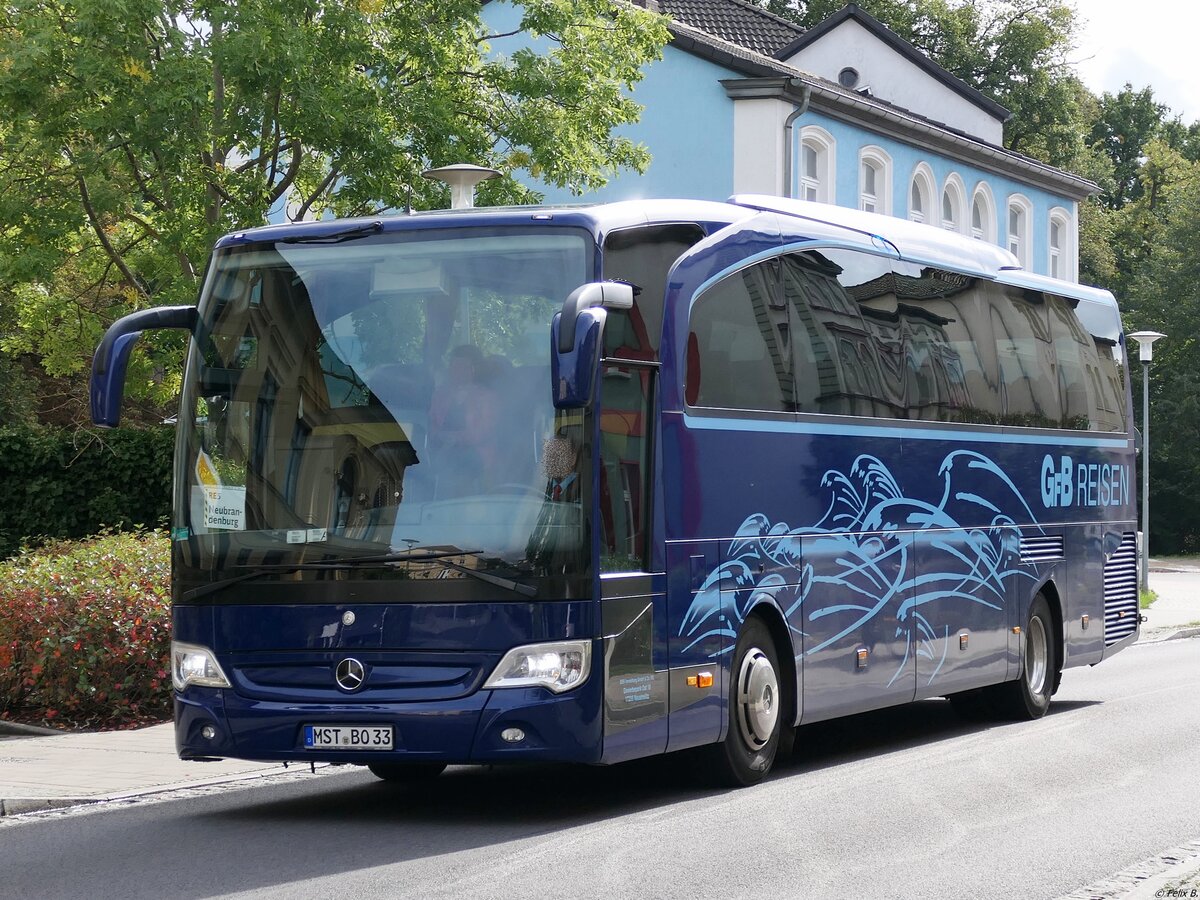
left=1072, top=0, right=1197, bottom=123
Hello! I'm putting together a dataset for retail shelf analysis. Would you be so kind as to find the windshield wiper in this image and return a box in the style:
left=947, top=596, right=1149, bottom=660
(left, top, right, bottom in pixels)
left=329, top=546, right=538, bottom=597
left=183, top=546, right=538, bottom=601
left=277, top=220, right=383, bottom=244
left=428, top=558, right=538, bottom=598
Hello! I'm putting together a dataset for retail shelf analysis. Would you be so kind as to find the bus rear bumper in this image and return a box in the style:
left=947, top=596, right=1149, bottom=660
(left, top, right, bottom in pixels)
left=175, top=679, right=602, bottom=765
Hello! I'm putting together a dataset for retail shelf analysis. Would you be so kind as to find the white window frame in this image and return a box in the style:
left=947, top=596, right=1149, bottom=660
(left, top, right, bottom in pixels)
left=941, top=173, right=967, bottom=234
left=1007, top=194, right=1033, bottom=268
left=970, top=182, right=997, bottom=243
left=1047, top=206, right=1075, bottom=281
left=908, top=162, right=935, bottom=225
left=797, top=126, right=836, bottom=204
left=858, top=146, right=892, bottom=216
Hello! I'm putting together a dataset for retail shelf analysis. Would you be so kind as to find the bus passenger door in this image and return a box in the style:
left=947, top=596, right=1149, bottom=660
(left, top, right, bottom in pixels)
left=596, top=360, right=675, bottom=762
left=800, top=530, right=917, bottom=721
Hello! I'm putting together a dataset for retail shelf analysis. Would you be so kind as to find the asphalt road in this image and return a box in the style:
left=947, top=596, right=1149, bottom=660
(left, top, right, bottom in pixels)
left=2, top=637, right=1198, bottom=900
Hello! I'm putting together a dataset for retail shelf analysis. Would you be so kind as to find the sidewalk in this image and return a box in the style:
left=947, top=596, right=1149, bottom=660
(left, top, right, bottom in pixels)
left=1140, top=557, right=1200, bottom=641
left=0, top=722, right=298, bottom=816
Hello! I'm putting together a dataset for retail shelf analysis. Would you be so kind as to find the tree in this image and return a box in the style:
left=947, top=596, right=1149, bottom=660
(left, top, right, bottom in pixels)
left=0, top=0, right=670, bottom=415
left=1088, top=85, right=1169, bottom=209
left=1116, top=143, right=1200, bottom=551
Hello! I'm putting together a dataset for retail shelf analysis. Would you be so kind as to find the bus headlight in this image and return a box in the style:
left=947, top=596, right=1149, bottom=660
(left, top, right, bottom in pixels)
left=483, top=641, right=591, bottom=694
left=171, top=641, right=232, bottom=691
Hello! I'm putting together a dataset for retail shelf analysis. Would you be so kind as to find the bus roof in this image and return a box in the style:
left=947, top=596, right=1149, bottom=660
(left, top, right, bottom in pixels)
left=729, top=193, right=1022, bottom=278
left=217, top=195, right=1112, bottom=307
left=994, top=267, right=1117, bottom=305
left=214, top=199, right=753, bottom=249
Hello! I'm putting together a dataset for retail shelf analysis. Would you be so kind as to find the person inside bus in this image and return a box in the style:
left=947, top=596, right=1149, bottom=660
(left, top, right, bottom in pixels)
left=526, top=431, right=583, bottom=574
left=540, top=432, right=580, bottom=503
left=428, top=344, right=501, bottom=494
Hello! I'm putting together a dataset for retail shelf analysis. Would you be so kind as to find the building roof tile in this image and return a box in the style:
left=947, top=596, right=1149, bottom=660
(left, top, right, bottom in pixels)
left=658, top=0, right=803, bottom=57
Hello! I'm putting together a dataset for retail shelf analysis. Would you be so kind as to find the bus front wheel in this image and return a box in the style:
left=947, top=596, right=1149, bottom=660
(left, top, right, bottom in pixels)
left=697, top=616, right=784, bottom=787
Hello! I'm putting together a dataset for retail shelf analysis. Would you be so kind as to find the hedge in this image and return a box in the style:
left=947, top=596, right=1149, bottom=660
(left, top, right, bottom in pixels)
left=0, top=425, right=174, bottom=560
left=0, top=530, right=172, bottom=729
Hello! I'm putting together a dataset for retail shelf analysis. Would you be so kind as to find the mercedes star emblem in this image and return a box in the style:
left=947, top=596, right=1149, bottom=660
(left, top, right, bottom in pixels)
left=335, top=657, right=366, bottom=692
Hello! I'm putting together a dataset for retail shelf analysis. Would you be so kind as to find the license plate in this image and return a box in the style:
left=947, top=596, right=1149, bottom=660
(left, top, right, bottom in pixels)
left=304, top=725, right=393, bottom=750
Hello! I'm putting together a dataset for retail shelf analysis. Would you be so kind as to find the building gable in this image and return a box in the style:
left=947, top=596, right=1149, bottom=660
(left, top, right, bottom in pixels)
left=774, top=5, right=1008, bottom=144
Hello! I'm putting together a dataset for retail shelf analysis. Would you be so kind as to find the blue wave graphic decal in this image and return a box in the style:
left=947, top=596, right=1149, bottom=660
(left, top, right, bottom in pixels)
left=679, top=451, right=1041, bottom=686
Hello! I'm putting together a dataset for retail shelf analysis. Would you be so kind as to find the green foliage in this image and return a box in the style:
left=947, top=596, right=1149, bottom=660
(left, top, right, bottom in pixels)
left=1089, top=85, right=1170, bottom=209
left=0, top=425, right=174, bottom=559
left=0, top=0, right=671, bottom=413
left=1117, top=143, right=1200, bottom=552
left=0, top=530, right=171, bottom=729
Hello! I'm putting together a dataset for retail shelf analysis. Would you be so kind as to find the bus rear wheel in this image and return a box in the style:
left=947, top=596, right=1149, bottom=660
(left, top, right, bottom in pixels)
left=990, top=592, right=1058, bottom=720
left=697, top=616, right=784, bottom=787
left=367, top=762, right=447, bottom=783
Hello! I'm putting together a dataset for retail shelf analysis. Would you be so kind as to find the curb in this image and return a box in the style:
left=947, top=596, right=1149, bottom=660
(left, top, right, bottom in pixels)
left=1138, top=626, right=1200, bottom=644
left=1059, top=837, right=1200, bottom=899
left=0, top=761, right=338, bottom=819
left=0, top=721, right=65, bottom=738
left=0, top=797, right=98, bottom=817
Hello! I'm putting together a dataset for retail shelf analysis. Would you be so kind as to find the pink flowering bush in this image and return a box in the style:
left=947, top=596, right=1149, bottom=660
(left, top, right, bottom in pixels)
left=0, top=530, right=172, bottom=729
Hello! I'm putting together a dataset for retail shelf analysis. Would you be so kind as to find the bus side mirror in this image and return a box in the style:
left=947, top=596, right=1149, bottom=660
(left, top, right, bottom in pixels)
left=91, top=305, right=199, bottom=427
left=551, top=307, right=605, bottom=409
left=550, top=281, right=633, bottom=409
left=556, top=281, right=633, bottom=354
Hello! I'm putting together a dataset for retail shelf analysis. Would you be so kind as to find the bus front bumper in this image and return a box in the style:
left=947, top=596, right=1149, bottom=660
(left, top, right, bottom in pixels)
left=175, top=679, right=603, bottom=766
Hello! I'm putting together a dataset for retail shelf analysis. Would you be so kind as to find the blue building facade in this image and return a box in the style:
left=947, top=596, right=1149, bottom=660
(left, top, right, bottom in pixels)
left=481, top=1, right=1094, bottom=282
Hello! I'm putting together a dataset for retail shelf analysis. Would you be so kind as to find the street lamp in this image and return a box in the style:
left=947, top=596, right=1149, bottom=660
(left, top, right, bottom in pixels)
left=1128, top=330, right=1166, bottom=594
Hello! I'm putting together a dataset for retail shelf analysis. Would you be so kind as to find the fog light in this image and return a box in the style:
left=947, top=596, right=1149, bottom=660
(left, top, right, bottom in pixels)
left=500, top=727, right=525, bottom=743
left=201, top=725, right=217, bottom=740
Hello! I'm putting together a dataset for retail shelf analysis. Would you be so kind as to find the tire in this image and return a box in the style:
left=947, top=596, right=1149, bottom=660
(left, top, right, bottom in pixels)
left=988, top=592, right=1058, bottom=720
left=695, top=616, right=785, bottom=787
left=367, top=762, right=447, bottom=783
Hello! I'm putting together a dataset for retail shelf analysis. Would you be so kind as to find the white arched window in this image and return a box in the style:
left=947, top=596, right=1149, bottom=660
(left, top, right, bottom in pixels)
left=858, top=146, right=892, bottom=215
left=970, top=183, right=996, bottom=243
left=908, top=163, right=935, bottom=224
left=941, top=173, right=967, bottom=234
left=1007, top=194, right=1033, bottom=267
left=798, top=126, right=836, bottom=203
left=1048, top=207, right=1074, bottom=280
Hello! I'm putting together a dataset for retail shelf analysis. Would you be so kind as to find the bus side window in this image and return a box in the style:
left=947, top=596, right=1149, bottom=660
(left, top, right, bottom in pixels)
left=687, top=258, right=793, bottom=412
left=888, top=265, right=1003, bottom=425
left=1047, top=294, right=1093, bottom=429
left=783, top=253, right=856, bottom=417
left=603, top=224, right=705, bottom=360
left=989, top=286, right=1062, bottom=428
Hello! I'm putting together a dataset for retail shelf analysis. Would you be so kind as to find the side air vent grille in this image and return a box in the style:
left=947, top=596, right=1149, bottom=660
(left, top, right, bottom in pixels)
left=1020, top=535, right=1064, bottom=564
left=1104, top=532, right=1139, bottom=646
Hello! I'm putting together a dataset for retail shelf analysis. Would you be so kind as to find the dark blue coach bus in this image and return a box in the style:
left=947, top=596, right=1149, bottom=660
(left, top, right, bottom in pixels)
left=91, top=195, right=1138, bottom=786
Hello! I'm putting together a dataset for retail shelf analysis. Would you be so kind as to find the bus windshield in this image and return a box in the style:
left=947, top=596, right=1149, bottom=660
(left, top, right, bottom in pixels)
left=174, top=225, right=594, bottom=597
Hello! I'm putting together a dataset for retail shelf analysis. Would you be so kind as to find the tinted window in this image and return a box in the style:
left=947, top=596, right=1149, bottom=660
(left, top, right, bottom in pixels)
left=783, top=252, right=895, bottom=417
left=996, top=289, right=1056, bottom=425
left=771, top=247, right=1126, bottom=432
left=603, top=224, right=705, bottom=359
left=687, top=259, right=793, bottom=412
left=598, top=361, right=653, bottom=572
